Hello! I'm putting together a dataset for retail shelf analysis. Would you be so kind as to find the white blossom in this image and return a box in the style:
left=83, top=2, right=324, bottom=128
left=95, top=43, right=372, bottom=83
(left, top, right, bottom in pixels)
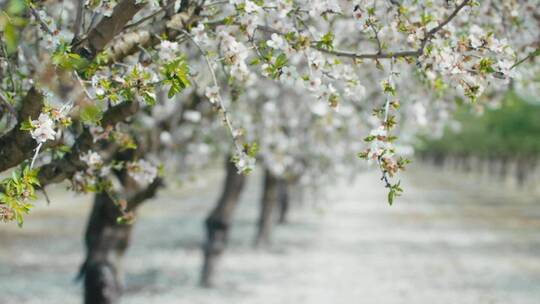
left=191, top=24, right=209, bottom=46
left=279, top=66, right=299, bottom=87
left=469, top=25, right=485, bottom=49
left=128, top=159, right=158, bottom=184
left=158, top=40, right=179, bottom=61
left=30, top=113, right=56, bottom=144
left=205, top=86, right=220, bottom=104
left=80, top=151, right=103, bottom=170
left=183, top=110, right=202, bottom=122
left=244, top=1, right=260, bottom=14
left=235, top=153, right=256, bottom=174
left=266, top=33, right=287, bottom=50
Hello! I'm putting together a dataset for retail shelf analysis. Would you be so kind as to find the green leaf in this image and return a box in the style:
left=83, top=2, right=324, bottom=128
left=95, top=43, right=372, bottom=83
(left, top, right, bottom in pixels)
left=20, top=118, right=34, bottom=131
left=2, top=23, right=18, bottom=54
left=7, top=0, right=27, bottom=15
left=387, top=181, right=403, bottom=206
left=478, top=57, right=495, bottom=74
left=316, top=31, right=334, bottom=51
left=142, top=91, right=156, bottom=106
left=388, top=190, right=395, bottom=206
left=274, top=53, right=288, bottom=69
left=161, top=56, right=191, bottom=98
left=364, top=135, right=376, bottom=142
left=244, top=142, right=259, bottom=158
left=1, top=0, right=28, bottom=53
left=15, top=212, right=23, bottom=227
left=51, top=43, right=88, bottom=70
left=80, top=104, right=103, bottom=125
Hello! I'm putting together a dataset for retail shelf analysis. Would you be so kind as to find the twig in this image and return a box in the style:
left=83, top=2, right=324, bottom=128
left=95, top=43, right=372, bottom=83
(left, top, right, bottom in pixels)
left=30, top=143, right=43, bottom=168
left=511, top=47, right=540, bottom=70
left=180, top=30, right=244, bottom=154
left=29, top=6, right=55, bottom=35
left=40, top=187, right=51, bottom=205
left=74, top=71, right=94, bottom=101
left=313, top=0, right=472, bottom=60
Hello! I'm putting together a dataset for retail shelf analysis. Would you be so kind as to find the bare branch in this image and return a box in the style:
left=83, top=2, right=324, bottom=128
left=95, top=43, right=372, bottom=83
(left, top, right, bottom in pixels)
left=126, top=177, right=163, bottom=210
left=28, top=6, right=54, bottom=35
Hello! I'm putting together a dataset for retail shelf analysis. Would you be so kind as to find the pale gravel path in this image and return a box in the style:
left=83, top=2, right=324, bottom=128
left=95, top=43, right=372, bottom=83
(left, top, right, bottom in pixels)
left=1, top=167, right=540, bottom=304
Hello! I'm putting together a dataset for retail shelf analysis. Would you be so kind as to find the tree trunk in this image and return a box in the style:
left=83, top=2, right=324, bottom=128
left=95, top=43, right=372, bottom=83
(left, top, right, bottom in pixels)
left=277, top=180, right=289, bottom=225
left=81, top=192, right=133, bottom=304
left=201, top=159, right=246, bottom=287
left=515, top=157, right=528, bottom=187
left=500, top=157, right=508, bottom=179
left=254, top=170, right=279, bottom=247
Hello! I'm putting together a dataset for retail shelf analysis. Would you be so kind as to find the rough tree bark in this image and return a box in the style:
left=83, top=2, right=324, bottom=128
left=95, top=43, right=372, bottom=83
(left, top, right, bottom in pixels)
left=254, top=170, right=279, bottom=247
left=0, top=88, right=44, bottom=172
left=73, top=0, right=146, bottom=59
left=81, top=191, right=133, bottom=304
left=80, top=156, right=162, bottom=304
left=201, top=159, right=246, bottom=287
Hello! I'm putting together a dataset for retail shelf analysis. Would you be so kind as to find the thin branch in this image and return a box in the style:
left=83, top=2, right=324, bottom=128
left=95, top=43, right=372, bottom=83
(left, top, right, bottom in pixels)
left=29, top=6, right=54, bottom=35
left=511, top=46, right=540, bottom=70
left=314, top=47, right=420, bottom=60
left=370, top=23, right=383, bottom=54
left=180, top=30, right=244, bottom=154
left=313, top=0, right=471, bottom=60
left=30, top=143, right=43, bottom=168
left=74, top=71, right=94, bottom=101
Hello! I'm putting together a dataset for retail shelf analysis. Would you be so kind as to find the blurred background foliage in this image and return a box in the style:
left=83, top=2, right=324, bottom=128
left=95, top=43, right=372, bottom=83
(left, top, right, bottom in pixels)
left=417, top=91, right=540, bottom=160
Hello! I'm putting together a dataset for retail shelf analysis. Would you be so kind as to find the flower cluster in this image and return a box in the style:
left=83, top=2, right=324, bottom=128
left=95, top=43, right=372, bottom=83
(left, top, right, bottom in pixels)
left=158, top=40, right=180, bottom=62
left=127, top=159, right=158, bottom=185
left=29, top=114, right=56, bottom=144
left=70, top=151, right=112, bottom=193
left=90, top=63, right=160, bottom=106
left=233, top=150, right=257, bottom=175
left=24, top=105, right=71, bottom=145
left=357, top=72, right=410, bottom=204
left=218, top=31, right=251, bottom=81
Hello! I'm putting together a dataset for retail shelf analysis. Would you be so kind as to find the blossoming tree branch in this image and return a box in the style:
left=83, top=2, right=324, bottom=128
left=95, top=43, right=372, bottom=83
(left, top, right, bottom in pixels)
left=0, top=0, right=539, bottom=226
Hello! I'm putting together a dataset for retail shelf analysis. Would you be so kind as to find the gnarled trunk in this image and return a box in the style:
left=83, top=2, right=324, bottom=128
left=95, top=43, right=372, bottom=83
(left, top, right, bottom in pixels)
left=80, top=171, right=161, bottom=303
left=254, top=170, right=279, bottom=247
left=201, top=159, right=246, bottom=287
left=515, top=157, right=530, bottom=187
left=81, top=192, right=133, bottom=304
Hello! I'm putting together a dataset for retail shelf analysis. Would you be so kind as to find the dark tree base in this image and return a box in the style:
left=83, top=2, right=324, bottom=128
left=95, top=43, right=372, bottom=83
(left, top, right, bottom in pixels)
left=200, top=159, right=246, bottom=287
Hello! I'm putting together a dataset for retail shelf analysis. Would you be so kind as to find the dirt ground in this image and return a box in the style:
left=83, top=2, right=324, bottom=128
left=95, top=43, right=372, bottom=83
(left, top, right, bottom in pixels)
left=1, top=166, right=540, bottom=304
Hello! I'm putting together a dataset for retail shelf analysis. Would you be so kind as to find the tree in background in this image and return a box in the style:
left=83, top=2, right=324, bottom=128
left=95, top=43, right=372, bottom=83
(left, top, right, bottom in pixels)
left=417, top=91, right=540, bottom=184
